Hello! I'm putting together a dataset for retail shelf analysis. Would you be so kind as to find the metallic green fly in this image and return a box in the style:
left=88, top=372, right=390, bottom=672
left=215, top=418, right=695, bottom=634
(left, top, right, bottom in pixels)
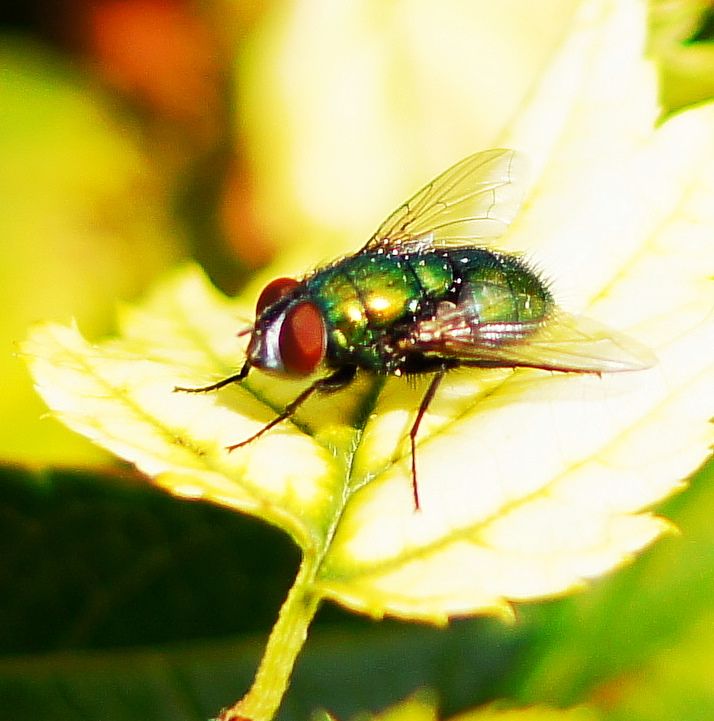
left=176, top=148, right=654, bottom=508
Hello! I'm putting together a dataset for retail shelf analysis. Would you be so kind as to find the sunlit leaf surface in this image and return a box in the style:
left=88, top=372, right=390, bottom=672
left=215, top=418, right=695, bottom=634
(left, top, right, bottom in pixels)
left=24, top=0, right=713, bottom=624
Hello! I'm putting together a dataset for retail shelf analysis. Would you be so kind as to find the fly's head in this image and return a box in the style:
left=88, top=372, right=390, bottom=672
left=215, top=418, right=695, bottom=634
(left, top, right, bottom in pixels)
left=246, top=277, right=327, bottom=377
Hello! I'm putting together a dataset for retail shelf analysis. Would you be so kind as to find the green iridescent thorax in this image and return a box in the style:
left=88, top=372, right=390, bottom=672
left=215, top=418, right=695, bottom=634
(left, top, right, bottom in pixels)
left=306, top=252, right=453, bottom=368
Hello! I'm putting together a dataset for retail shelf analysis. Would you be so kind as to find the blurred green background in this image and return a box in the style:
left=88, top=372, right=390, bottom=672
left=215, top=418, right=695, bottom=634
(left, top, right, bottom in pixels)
left=1, top=1, right=713, bottom=720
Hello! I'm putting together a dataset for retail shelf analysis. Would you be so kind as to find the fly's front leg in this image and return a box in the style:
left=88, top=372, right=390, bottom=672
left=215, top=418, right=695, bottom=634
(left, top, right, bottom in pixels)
left=409, top=369, right=446, bottom=510
left=227, top=365, right=357, bottom=452
left=174, top=360, right=251, bottom=394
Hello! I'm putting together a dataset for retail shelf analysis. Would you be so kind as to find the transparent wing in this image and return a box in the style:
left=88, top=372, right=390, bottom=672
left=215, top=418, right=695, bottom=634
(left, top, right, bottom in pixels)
left=407, top=306, right=656, bottom=374
left=361, top=148, right=528, bottom=254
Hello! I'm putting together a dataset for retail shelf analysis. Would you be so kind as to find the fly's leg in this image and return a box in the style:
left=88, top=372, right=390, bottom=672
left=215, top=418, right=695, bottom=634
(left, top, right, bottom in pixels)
left=409, top=369, right=446, bottom=510
left=173, top=360, right=252, bottom=394
left=226, top=365, right=357, bottom=452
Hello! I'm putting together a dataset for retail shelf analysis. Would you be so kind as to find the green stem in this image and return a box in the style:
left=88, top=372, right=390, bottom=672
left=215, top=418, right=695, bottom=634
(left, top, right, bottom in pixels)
left=219, top=557, right=322, bottom=721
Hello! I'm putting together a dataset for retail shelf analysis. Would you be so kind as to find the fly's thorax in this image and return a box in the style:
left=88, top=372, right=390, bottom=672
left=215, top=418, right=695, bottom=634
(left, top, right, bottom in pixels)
left=306, top=251, right=456, bottom=368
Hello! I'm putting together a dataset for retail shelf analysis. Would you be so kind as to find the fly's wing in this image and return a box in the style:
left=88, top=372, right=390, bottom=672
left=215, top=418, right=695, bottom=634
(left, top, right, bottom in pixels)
left=406, top=306, right=656, bottom=374
left=361, top=148, right=528, bottom=254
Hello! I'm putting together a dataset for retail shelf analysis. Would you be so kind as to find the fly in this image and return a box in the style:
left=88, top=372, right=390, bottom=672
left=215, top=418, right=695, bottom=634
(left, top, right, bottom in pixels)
left=175, top=149, right=654, bottom=509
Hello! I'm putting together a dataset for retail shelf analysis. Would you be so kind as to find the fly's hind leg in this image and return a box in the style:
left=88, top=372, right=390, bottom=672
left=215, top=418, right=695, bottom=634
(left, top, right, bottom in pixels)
left=226, top=365, right=357, bottom=452
left=409, top=369, right=446, bottom=511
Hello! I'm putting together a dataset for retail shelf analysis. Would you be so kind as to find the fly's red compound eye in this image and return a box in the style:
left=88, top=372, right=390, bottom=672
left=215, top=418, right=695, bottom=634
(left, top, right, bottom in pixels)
left=256, top=277, right=300, bottom=316
left=278, top=301, right=326, bottom=375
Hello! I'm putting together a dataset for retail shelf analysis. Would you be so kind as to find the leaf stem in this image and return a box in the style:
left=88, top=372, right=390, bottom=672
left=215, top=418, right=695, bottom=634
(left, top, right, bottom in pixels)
left=218, top=557, right=322, bottom=721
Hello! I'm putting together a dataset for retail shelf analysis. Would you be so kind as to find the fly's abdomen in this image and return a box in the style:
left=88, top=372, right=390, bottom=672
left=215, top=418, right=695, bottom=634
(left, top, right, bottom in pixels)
left=451, top=249, right=553, bottom=340
left=307, top=252, right=454, bottom=368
